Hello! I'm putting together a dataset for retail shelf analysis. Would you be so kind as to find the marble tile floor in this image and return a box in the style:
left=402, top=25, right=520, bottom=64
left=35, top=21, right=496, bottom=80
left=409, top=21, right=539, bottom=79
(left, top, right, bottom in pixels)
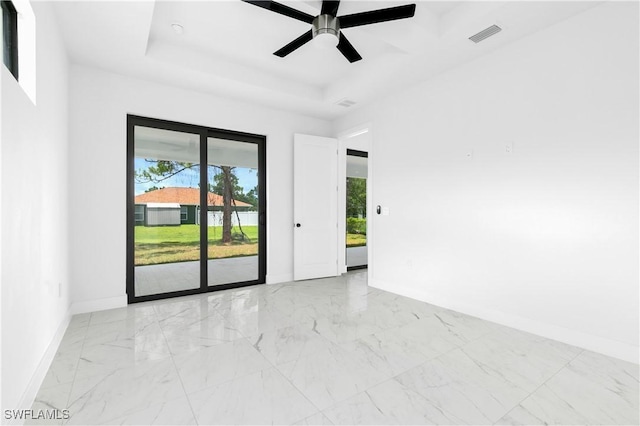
left=30, top=271, right=639, bottom=425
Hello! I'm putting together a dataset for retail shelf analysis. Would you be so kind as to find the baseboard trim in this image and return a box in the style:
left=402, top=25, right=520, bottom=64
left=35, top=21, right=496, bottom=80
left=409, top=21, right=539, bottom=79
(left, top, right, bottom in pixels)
left=71, top=295, right=127, bottom=315
left=14, top=309, right=72, bottom=425
left=369, top=278, right=639, bottom=364
left=266, top=273, right=293, bottom=285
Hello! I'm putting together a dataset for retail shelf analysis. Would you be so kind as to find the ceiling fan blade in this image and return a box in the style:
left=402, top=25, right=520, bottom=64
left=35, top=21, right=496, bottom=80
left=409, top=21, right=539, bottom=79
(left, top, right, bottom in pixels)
left=321, top=0, right=340, bottom=16
left=338, top=4, right=416, bottom=29
left=274, top=30, right=314, bottom=57
left=336, top=33, right=362, bottom=63
left=242, top=0, right=314, bottom=24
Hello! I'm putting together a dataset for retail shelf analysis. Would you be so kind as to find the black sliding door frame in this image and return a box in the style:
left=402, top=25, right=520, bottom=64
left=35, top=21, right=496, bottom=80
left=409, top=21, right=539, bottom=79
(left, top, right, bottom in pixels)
left=126, top=115, right=267, bottom=304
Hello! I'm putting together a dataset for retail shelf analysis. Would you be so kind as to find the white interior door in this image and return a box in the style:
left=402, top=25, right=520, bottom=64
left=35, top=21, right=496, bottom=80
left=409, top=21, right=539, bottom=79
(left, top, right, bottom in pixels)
left=294, top=134, right=338, bottom=281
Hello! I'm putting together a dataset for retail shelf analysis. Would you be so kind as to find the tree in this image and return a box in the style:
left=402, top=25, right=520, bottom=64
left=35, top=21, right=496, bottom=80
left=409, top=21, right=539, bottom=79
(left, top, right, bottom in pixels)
left=210, top=174, right=257, bottom=209
left=135, top=161, right=195, bottom=184
left=211, top=166, right=235, bottom=243
left=210, top=167, right=239, bottom=199
left=145, top=185, right=164, bottom=193
left=243, top=187, right=258, bottom=209
left=207, top=166, right=249, bottom=242
left=346, top=177, right=366, bottom=218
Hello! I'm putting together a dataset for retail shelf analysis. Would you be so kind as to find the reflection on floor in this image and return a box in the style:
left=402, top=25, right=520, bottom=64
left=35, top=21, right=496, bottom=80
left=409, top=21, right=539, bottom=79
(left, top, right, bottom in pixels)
left=135, top=255, right=259, bottom=296
left=33, top=271, right=638, bottom=425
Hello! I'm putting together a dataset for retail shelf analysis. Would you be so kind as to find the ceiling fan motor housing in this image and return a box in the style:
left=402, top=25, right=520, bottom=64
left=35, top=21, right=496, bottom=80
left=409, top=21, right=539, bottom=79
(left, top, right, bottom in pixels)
left=313, top=14, right=340, bottom=38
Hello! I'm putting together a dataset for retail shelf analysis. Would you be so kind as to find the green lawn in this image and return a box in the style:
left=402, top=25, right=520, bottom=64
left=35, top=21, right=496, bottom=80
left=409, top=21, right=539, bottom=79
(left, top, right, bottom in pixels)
left=135, top=224, right=258, bottom=244
left=135, top=224, right=366, bottom=266
left=135, top=225, right=258, bottom=266
left=347, top=233, right=366, bottom=248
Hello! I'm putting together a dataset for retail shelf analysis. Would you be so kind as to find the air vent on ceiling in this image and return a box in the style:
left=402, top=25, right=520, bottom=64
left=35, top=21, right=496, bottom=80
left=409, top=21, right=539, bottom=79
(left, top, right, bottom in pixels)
left=469, top=25, right=502, bottom=43
left=336, top=99, right=356, bottom=108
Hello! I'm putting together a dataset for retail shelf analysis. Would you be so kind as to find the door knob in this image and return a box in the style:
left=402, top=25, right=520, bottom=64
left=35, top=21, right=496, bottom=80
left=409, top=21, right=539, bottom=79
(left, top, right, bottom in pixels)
left=296, top=223, right=301, bottom=228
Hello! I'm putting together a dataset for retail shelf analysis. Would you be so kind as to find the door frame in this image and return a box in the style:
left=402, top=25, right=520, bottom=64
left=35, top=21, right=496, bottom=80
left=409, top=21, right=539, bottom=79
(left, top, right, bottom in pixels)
left=126, top=115, right=267, bottom=304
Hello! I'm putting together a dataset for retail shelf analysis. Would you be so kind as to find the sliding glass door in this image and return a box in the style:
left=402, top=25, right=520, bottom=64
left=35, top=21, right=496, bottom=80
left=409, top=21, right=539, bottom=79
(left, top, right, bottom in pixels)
left=207, top=136, right=261, bottom=286
left=127, top=116, right=266, bottom=303
left=132, top=126, right=202, bottom=297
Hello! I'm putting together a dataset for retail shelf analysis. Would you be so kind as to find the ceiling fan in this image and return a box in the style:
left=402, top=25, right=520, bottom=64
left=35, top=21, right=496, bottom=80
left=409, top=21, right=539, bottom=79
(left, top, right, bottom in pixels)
left=242, top=0, right=417, bottom=63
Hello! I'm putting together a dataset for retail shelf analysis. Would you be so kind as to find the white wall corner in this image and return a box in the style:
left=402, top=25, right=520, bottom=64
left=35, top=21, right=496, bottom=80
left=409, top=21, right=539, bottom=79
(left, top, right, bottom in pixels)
left=71, top=295, right=127, bottom=315
left=13, top=309, right=72, bottom=424
left=369, top=277, right=640, bottom=365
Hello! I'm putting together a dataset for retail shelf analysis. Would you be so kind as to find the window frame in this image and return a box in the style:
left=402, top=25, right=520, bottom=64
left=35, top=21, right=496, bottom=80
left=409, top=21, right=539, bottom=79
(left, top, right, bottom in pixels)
left=134, top=205, right=145, bottom=223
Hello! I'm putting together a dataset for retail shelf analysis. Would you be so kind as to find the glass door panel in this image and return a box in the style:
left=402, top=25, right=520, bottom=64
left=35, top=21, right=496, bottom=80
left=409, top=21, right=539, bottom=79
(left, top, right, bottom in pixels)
left=207, top=137, right=260, bottom=286
left=346, top=151, right=368, bottom=269
left=133, top=125, right=201, bottom=296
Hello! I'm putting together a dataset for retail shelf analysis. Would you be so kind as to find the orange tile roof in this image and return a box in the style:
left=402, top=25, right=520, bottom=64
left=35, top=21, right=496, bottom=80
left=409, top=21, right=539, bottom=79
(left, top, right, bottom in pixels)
left=135, top=187, right=252, bottom=207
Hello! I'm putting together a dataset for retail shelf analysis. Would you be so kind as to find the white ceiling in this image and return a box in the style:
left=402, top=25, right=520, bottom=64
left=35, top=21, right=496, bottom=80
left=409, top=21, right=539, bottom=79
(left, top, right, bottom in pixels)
left=53, top=0, right=601, bottom=120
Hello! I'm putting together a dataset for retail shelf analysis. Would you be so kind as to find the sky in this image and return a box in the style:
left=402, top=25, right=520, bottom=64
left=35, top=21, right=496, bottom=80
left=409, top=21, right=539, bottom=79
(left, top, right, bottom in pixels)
left=134, top=158, right=257, bottom=196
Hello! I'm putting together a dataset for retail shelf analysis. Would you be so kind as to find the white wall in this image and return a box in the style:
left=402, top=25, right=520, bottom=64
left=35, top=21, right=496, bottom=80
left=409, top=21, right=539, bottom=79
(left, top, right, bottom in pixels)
left=68, top=65, right=332, bottom=308
left=1, top=1, right=71, bottom=411
left=334, top=1, right=639, bottom=362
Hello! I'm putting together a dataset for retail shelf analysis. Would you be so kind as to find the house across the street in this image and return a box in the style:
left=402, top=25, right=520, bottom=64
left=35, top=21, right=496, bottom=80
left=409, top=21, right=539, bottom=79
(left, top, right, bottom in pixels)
left=134, top=187, right=253, bottom=226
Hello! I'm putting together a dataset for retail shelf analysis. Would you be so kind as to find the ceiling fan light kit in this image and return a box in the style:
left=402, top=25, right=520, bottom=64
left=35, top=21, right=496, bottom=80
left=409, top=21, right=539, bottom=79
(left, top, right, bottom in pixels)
left=242, top=0, right=416, bottom=63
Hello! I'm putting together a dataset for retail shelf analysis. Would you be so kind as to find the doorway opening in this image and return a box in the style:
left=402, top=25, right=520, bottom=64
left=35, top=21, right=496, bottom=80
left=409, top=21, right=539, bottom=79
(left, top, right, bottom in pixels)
left=126, top=115, right=266, bottom=303
left=346, top=149, right=368, bottom=270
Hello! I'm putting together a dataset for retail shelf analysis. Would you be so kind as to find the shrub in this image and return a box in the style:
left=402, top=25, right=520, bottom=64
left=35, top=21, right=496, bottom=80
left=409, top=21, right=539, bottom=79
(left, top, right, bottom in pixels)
left=346, top=217, right=366, bottom=235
